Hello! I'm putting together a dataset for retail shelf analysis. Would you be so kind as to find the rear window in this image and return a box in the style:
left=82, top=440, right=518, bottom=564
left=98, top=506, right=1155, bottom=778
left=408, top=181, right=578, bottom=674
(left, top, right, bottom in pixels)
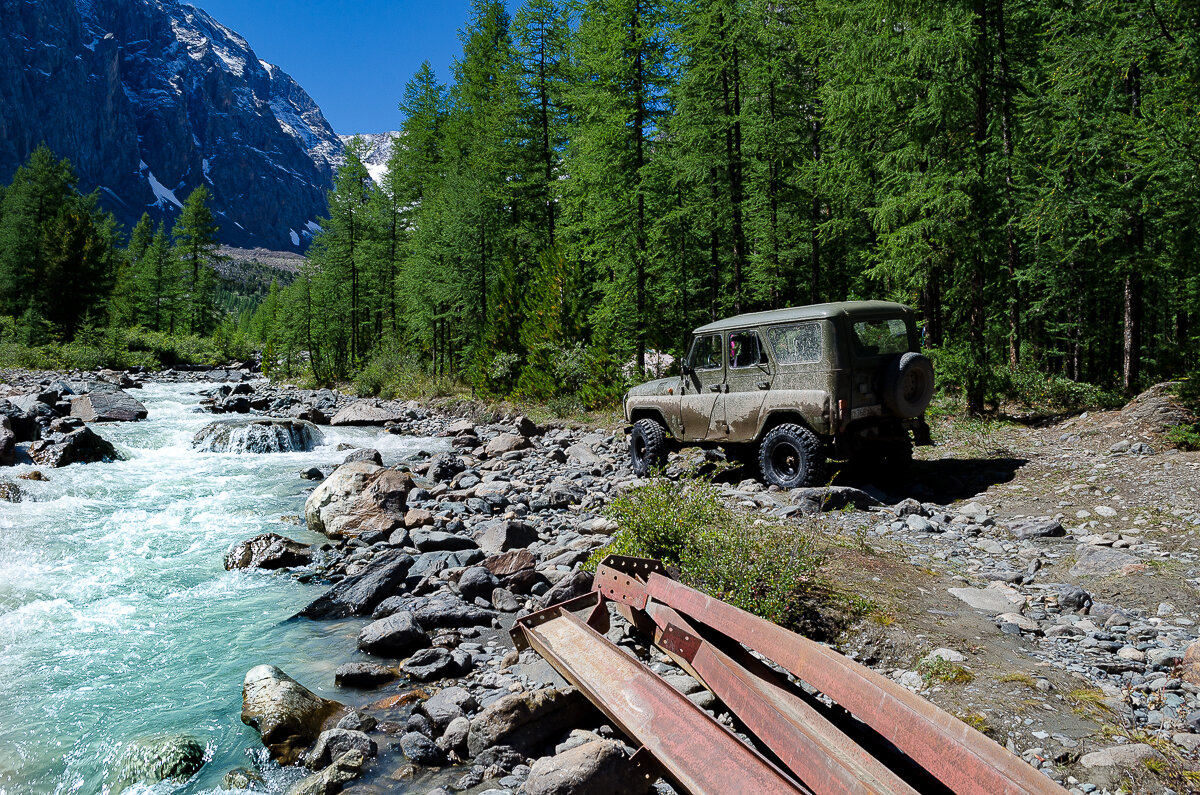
left=852, top=318, right=910, bottom=356
left=768, top=323, right=822, bottom=364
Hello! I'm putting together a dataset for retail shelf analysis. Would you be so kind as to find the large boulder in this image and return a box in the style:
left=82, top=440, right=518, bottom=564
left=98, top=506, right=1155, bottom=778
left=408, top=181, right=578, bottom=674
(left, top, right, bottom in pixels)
left=299, top=550, right=413, bottom=619
left=107, top=734, right=205, bottom=793
left=356, top=611, right=430, bottom=657
left=193, top=419, right=320, bottom=454
left=485, top=433, right=531, bottom=457
left=70, top=389, right=148, bottom=422
left=28, top=426, right=120, bottom=467
left=224, top=533, right=312, bottom=570
left=476, top=520, right=539, bottom=556
left=241, top=666, right=348, bottom=765
left=467, top=686, right=592, bottom=757
left=304, top=462, right=413, bottom=540
left=522, top=739, right=652, bottom=795
left=419, top=686, right=478, bottom=731
left=330, top=400, right=408, bottom=426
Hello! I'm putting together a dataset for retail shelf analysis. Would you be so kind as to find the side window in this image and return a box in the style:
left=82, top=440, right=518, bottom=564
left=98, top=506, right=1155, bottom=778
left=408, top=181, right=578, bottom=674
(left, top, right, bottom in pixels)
left=768, top=323, right=822, bottom=364
left=729, top=331, right=768, bottom=369
left=688, top=334, right=723, bottom=371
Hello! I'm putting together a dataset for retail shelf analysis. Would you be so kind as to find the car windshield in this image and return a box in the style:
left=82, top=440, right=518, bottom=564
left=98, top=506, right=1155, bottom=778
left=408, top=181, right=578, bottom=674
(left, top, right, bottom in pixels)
left=852, top=318, right=910, bottom=356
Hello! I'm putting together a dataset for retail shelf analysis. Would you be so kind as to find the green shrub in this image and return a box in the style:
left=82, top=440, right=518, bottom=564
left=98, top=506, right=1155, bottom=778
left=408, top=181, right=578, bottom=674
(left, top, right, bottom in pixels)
left=994, top=364, right=1123, bottom=412
left=355, top=336, right=464, bottom=400
left=589, top=478, right=825, bottom=628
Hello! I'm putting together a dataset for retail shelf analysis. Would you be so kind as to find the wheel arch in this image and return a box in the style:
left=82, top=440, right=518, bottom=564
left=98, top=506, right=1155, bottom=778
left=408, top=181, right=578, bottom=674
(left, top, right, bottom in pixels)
left=629, top=406, right=670, bottom=430
left=756, top=410, right=822, bottom=443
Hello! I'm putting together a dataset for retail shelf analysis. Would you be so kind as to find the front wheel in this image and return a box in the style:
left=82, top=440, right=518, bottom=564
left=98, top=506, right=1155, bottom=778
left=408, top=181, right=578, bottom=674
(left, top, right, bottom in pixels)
left=758, top=423, right=825, bottom=488
left=629, top=418, right=667, bottom=476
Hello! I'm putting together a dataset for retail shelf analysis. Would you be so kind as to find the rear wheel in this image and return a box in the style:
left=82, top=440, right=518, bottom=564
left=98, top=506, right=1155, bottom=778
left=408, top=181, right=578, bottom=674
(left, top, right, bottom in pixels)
left=629, top=418, right=667, bottom=476
left=758, top=424, right=825, bottom=488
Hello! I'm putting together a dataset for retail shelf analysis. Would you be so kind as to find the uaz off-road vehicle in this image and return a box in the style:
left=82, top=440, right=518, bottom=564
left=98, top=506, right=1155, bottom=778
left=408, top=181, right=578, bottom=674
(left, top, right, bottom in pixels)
left=622, top=301, right=934, bottom=488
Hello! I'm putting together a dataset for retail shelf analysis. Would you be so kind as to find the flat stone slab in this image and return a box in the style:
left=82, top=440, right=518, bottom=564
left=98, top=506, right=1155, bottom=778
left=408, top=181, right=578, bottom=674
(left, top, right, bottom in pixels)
left=1080, top=743, right=1159, bottom=768
left=948, top=585, right=1025, bottom=615
left=330, top=401, right=407, bottom=426
left=1069, top=546, right=1147, bottom=578
left=70, top=389, right=147, bottom=422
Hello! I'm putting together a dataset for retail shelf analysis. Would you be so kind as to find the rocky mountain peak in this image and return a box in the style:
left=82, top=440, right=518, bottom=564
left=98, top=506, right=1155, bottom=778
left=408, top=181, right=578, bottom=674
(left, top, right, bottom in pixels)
left=0, top=0, right=345, bottom=250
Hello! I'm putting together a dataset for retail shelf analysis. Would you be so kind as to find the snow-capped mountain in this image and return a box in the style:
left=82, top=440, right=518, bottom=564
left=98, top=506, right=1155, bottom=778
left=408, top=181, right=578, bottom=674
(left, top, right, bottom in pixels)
left=339, top=132, right=398, bottom=185
left=0, top=0, right=346, bottom=250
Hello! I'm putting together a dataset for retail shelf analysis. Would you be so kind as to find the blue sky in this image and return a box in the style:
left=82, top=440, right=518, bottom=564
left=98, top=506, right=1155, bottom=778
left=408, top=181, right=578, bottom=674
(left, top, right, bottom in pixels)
left=193, top=0, right=476, bottom=134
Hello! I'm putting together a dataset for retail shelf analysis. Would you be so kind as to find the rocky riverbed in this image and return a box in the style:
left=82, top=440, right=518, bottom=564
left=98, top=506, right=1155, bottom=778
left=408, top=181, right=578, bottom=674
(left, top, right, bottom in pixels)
left=2, top=366, right=1198, bottom=794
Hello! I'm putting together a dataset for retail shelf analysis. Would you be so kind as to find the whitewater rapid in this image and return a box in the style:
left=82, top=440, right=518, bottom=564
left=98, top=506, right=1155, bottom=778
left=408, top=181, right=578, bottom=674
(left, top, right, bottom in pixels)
left=0, top=382, right=441, bottom=794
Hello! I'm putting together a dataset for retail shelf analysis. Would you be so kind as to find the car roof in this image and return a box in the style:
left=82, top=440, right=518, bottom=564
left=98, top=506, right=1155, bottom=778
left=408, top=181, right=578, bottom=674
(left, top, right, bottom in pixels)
left=692, top=301, right=913, bottom=335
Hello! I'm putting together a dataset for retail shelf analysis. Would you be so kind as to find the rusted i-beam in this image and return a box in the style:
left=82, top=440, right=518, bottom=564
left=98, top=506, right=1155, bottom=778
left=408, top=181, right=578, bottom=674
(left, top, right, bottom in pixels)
left=644, top=573, right=1068, bottom=795
left=512, top=602, right=809, bottom=795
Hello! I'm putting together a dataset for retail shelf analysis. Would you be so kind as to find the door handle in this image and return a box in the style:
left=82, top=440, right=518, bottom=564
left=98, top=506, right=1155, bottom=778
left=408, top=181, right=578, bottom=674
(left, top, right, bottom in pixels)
left=708, top=384, right=721, bottom=392
left=757, top=381, right=770, bottom=390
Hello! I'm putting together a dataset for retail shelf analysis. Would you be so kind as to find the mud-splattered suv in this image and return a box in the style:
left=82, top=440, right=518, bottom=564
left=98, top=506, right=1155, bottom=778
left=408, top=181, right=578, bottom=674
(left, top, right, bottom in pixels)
left=622, top=301, right=934, bottom=488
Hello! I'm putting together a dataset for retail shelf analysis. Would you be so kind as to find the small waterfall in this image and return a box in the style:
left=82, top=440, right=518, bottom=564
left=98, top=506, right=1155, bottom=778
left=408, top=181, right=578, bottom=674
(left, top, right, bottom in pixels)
left=192, top=419, right=320, bottom=454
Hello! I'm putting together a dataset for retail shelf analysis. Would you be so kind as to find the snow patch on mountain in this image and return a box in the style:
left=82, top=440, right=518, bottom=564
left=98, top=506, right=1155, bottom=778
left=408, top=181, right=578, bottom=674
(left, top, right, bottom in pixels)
left=339, top=133, right=398, bottom=185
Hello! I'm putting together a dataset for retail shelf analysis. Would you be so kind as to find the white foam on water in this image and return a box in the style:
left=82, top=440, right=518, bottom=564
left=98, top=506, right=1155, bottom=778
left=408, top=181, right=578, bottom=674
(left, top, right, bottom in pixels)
left=0, top=382, right=447, bottom=793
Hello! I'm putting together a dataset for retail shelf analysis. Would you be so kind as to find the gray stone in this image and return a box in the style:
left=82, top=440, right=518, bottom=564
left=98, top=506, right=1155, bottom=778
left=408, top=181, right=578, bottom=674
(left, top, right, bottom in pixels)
left=540, top=570, right=594, bottom=607
left=905, top=514, right=934, bottom=533
left=334, top=662, right=396, bottom=688
left=285, top=750, right=365, bottom=795
left=1079, top=743, right=1160, bottom=768
left=402, top=647, right=458, bottom=681
left=458, top=566, right=499, bottom=602
left=789, top=485, right=882, bottom=514
left=522, top=739, right=651, bottom=795
left=343, top=448, right=383, bottom=466
left=303, top=461, right=412, bottom=539
left=224, top=533, right=312, bottom=570
left=299, top=550, right=413, bottom=619
left=357, top=611, right=429, bottom=657
left=413, top=594, right=495, bottom=631
left=566, top=444, right=603, bottom=466
left=477, top=520, right=539, bottom=556
left=420, top=686, right=478, bottom=731
left=70, top=389, right=147, bottom=422
left=1007, top=518, right=1065, bottom=540
left=440, top=716, right=471, bottom=757
left=240, top=665, right=347, bottom=765
left=412, top=529, right=479, bottom=552
left=947, top=585, right=1024, bottom=615
left=108, top=734, right=205, bottom=793
left=400, top=732, right=444, bottom=766
left=303, top=728, right=376, bottom=769
left=0, top=416, right=13, bottom=467
left=1069, top=547, right=1145, bottom=578
left=467, top=687, right=592, bottom=757
left=486, top=433, right=531, bottom=457
left=330, top=401, right=408, bottom=426
left=28, top=426, right=120, bottom=467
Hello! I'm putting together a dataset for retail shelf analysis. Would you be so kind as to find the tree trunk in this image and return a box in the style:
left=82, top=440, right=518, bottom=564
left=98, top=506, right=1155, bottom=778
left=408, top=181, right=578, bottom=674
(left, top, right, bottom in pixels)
left=995, top=0, right=1020, bottom=367
left=633, top=1, right=647, bottom=371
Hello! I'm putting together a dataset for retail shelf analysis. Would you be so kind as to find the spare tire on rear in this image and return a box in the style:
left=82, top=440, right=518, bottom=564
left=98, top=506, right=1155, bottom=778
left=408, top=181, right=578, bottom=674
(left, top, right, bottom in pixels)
left=882, top=352, right=934, bottom=418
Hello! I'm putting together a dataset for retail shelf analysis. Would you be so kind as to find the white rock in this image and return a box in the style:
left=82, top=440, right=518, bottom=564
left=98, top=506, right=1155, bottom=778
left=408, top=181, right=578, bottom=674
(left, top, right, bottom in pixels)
left=1079, top=743, right=1159, bottom=768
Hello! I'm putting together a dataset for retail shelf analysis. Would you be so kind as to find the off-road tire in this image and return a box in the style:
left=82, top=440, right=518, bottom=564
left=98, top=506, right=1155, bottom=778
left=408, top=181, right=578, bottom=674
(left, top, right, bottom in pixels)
left=758, top=423, right=825, bottom=489
left=882, top=352, right=935, bottom=418
left=630, top=418, right=667, bottom=476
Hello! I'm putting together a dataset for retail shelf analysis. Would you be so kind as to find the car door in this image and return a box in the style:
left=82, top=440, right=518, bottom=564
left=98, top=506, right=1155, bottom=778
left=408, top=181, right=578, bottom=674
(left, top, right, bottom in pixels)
left=679, top=333, right=725, bottom=441
left=716, top=330, right=772, bottom=441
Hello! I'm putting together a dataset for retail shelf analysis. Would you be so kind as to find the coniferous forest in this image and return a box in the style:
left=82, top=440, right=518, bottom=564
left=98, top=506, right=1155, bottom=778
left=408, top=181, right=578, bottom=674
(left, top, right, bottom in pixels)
left=5, top=0, right=1200, bottom=414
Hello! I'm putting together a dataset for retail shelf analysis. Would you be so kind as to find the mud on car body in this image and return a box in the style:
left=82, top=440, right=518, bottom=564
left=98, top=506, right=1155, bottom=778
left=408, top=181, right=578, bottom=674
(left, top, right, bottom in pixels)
left=622, top=301, right=935, bottom=488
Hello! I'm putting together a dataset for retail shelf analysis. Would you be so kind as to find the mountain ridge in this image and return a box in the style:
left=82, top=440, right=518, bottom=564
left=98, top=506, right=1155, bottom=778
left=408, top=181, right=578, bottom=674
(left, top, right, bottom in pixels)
left=0, top=0, right=345, bottom=251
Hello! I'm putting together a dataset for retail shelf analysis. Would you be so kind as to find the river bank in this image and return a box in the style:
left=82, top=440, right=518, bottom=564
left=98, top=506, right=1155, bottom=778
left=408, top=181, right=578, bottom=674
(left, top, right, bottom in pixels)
left=2, top=368, right=1199, bottom=794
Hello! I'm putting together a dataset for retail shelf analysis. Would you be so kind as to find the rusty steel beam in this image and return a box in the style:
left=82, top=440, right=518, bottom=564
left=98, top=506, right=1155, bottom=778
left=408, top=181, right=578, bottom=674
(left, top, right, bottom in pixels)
left=513, top=605, right=810, bottom=795
left=644, top=573, right=1069, bottom=795
left=640, top=600, right=920, bottom=795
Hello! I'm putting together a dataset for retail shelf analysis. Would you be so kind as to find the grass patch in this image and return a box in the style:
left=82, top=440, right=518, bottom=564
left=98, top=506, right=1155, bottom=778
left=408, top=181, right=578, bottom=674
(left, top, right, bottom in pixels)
left=957, top=711, right=992, bottom=737
left=917, top=656, right=974, bottom=685
left=997, top=671, right=1037, bottom=687
left=587, top=478, right=826, bottom=630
